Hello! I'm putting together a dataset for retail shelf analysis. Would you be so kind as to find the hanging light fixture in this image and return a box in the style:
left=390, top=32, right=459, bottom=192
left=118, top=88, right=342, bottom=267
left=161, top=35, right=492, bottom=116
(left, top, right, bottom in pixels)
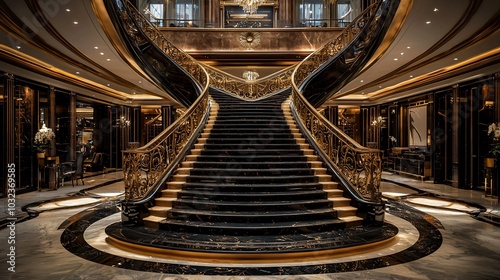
left=235, top=0, right=266, bottom=15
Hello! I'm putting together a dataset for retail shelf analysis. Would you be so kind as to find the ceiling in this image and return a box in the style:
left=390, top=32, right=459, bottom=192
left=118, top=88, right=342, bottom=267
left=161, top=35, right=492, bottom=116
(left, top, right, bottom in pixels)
left=0, top=0, right=499, bottom=108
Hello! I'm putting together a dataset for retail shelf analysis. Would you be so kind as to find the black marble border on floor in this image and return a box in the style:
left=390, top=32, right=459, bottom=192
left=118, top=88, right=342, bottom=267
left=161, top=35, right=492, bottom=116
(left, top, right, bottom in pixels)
left=59, top=200, right=443, bottom=275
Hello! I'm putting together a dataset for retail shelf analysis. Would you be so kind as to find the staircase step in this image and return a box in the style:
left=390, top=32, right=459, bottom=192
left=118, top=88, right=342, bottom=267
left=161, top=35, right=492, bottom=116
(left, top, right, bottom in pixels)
left=159, top=219, right=347, bottom=235
left=155, top=197, right=177, bottom=207
left=334, top=206, right=358, bottom=217
left=183, top=174, right=327, bottom=184
left=176, top=189, right=328, bottom=202
left=166, top=208, right=337, bottom=223
left=180, top=182, right=325, bottom=192
left=185, top=154, right=314, bottom=162
left=182, top=161, right=320, bottom=169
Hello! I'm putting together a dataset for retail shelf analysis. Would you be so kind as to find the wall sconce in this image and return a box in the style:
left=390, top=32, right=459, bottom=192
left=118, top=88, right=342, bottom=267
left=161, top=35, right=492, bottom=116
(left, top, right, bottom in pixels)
left=371, top=116, right=383, bottom=127
left=119, top=116, right=130, bottom=127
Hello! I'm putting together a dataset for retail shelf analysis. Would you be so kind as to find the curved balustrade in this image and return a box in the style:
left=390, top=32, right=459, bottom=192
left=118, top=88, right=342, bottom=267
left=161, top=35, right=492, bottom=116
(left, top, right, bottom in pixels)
left=290, top=89, right=382, bottom=203
left=121, top=89, right=210, bottom=225
left=107, top=0, right=212, bottom=225
left=294, top=0, right=400, bottom=107
left=105, top=0, right=206, bottom=107
left=205, top=65, right=295, bottom=101
left=287, top=0, right=400, bottom=208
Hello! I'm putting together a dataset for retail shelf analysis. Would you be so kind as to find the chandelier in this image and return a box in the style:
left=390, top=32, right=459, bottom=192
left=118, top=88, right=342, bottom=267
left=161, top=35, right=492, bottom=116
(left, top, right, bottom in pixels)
left=235, top=0, right=266, bottom=14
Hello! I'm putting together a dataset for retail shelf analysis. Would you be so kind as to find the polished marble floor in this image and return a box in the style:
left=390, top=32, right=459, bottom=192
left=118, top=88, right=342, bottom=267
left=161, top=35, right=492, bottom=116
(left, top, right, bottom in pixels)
left=1, top=171, right=500, bottom=279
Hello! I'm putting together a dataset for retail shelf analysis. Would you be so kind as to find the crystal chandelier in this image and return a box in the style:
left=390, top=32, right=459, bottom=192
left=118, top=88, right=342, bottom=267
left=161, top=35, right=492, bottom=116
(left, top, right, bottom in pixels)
left=235, top=0, right=266, bottom=14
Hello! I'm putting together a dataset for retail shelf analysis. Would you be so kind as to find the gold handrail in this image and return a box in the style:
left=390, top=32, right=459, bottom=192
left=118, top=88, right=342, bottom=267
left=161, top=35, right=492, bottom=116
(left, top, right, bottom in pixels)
left=118, top=0, right=211, bottom=202
left=205, top=64, right=295, bottom=101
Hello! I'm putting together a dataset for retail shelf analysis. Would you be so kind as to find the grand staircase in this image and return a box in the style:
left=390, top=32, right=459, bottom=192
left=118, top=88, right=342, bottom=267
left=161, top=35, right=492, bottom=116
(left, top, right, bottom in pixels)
left=139, top=90, right=364, bottom=252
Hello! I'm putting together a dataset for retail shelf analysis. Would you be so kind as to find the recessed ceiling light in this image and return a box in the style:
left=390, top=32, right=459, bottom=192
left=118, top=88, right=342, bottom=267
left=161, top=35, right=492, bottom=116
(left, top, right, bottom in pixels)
left=407, top=46, right=411, bottom=49
left=73, top=21, right=78, bottom=25
left=106, top=58, right=111, bottom=61
left=94, top=46, right=99, bottom=49
left=453, top=57, right=458, bottom=61
left=426, top=21, right=431, bottom=24
left=66, top=8, right=70, bottom=12
left=76, top=71, right=80, bottom=74
left=360, top=80, right=364, bottom=83
left=394, top=58, right=398, bottom=61
left=410, top=75, right=413, bottom=78
left=379, top=86, right=382, bottom=88
left=138, top=81, right=142, bottom=83
left=16, top=46, right=21, bottom=49
left=434, top=8, right=439, bottom=12
left=107, top=83, right=110, bottom=86
left=400, top=52, right=404, bottom=55
left=100, top=52, right=104, bottom=55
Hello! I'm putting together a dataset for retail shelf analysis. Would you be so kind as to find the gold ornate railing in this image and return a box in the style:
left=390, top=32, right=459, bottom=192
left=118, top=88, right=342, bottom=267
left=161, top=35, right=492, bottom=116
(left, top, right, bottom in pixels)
left=120, top=0, right=207, bottom=89
left=288, top=0, right=393, bottom=202
left=205, top=64, right=295, bottom=101
left=122, top=90, right=209, bottom=201
left=293, top=2, right=379, bottom=88
left=290, top=89, right=382, bottom=201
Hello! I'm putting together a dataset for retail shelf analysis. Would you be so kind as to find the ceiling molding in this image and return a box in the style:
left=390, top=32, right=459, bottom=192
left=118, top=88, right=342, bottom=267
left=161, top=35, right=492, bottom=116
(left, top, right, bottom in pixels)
left=0, top=45, right=131, bottom=102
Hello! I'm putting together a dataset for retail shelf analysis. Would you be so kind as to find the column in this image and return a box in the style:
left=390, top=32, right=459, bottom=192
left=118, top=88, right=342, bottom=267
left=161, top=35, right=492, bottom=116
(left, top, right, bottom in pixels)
left=2, top=73, right=15, bottom=194
left=204, top=0, right=220, bottom=27
left=278, top=0, right=293, bottom=27
left=69, top=92, right=76, bottom=161
left=162, top=105, right=175, bottom=129
left=451, top=84, right=460, bottom=188
left=323, top=105, right=338, bottom=126
left=48, top=86, right=56, bottom=156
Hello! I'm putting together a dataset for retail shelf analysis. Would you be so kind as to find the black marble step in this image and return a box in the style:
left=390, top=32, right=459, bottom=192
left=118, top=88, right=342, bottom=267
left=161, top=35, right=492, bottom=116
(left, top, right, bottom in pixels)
left=215, top=114, right=287, bottom=119
left=166, top=208, right=336, bottom=224
left=207, top=129, right=291, bottom=136
left=210, top=124, right=290, bottom=130
left=172, top=198, right=333, bottom=212
left=177, top=188, right=327, bottom=200
left=180, top=182, right=325, bottom=192
left=206, top=133, right=298, bottom=139
left=189, top=155, right=311, bottom=162
left=185, top=175, right=320, bottom=184
left=159, top=218, right=346, bottom=235
left=204, top=138, right=300, bottom=144
left=189, top=161, right=316, bottom=169
left=201, top=144, right=302, bottom=150
left=186, top=168, right=316, bottom=176
left=107, top=222, right=398, bottom=253
left=198, top=149, right=308, bottom=156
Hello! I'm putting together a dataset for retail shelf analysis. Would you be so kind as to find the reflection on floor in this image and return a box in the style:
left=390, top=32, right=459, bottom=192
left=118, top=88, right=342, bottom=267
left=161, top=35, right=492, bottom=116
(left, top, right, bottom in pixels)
left=0, top=172, right=499, bottom=279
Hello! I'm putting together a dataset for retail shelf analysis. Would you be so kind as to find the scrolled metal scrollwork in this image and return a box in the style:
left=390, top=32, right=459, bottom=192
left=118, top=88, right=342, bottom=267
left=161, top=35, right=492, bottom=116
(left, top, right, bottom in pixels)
left=117, top=0, right=207, bottom=88
left=122, top=88, right=209, bottom=202
left=205, top=65, right=295, bottom=101
left=290, top=89, right=382, bottom=202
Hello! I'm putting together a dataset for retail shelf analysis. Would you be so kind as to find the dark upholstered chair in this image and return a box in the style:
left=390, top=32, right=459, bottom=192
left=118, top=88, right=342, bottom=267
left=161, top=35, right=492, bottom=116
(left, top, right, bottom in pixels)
left=59, top=152, right=85, bottom=187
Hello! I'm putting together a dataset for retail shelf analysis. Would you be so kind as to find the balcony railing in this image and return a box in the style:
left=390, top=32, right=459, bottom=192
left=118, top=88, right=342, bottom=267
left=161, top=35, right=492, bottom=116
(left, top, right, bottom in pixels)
left=205, top=64, right=295, bottom=101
